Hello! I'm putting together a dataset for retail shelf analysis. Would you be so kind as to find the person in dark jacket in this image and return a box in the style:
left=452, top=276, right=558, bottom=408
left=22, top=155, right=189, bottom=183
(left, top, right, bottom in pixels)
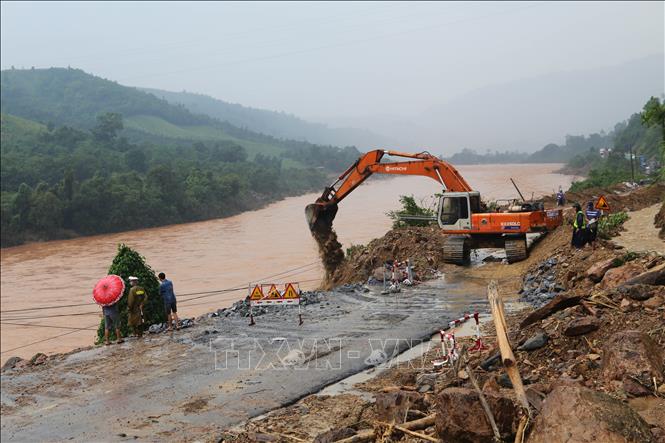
left=585, top=201, right=601, bottom=249
left=158, top=272, right=179, bottom=331
left=556, top=187, right=566, bottom=206
left=571, top=203, right=587, bottom=249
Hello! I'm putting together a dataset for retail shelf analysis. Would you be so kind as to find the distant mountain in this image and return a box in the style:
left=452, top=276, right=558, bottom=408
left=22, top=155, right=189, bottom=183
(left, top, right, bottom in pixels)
left=141, top=87, right=395, bottom=149
left=0, top=67, right=363, bottom=165
left=419, top=54, right=664, bottom=153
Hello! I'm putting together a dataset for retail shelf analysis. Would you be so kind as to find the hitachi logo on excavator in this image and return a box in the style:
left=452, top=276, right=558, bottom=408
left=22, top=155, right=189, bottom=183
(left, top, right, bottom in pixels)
left=385, top=166, right=408, bottom=172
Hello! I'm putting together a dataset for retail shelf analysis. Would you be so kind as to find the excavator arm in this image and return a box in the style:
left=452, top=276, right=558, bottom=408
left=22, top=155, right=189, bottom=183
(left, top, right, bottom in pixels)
left=306, top=149, right=473, bottom=232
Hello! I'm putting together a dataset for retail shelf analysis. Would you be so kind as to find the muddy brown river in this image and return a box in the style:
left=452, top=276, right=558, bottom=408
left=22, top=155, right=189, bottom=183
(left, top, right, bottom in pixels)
left=0, top=164, right=578, bottom=362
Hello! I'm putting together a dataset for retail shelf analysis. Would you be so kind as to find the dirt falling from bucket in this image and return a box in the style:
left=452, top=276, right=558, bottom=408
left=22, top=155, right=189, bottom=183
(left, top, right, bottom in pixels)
left=310, top=222, right=345, bottom=288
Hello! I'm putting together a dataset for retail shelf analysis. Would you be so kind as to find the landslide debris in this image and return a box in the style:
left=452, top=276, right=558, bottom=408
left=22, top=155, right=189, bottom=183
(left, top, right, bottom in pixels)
left=225, top=186, right=665, bottom=443
left=329, top=226, right=449, bottom=287
left=542, top=181, right=665, bottom=212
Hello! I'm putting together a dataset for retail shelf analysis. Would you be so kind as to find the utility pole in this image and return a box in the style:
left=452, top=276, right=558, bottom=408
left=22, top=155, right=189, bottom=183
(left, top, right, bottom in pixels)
left=629, top=145, right=635, bottom=184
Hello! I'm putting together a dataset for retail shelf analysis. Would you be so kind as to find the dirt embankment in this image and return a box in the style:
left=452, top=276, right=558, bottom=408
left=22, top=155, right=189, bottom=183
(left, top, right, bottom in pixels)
left=542, top=181, right=665, bottom=212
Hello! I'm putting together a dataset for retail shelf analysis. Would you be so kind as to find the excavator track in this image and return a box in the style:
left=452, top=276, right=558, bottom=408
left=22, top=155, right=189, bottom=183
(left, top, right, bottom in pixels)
left=443, top=236, right=470, bottom=265
left=504, top=234, right=528, bottom=263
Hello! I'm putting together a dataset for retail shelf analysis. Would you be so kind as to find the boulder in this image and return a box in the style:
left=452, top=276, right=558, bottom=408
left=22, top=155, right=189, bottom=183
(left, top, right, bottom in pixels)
left=313, top=427, right=356, bottom=443
left=602, top=330, right=664, bottom=396
left=1, top=356, right=24, bottom=371
left=601, top=262, right=644, bottom=289
left=520, top=293, right=583, bottom=329
left=30, top=352, right=48, bottom=365
left=622, top=263, right=665, bottom=286
left=372, top=266, right=388, bottom=281
left=518, top=332, right=548, bottom=351
left=375, top=390, right=424, bottom=424
left=643, top=295, right=664, bottom=310
left=527, top=385, right=653, bottom=443
left=435, top=387, right=519, bottom=442
left=617, top=284, right=664, bottom=301
left=586, top=258, right=616, bottom=283
left=564, top=316, right=601, bottom=336
left=602, top=331, right=663, bottom=394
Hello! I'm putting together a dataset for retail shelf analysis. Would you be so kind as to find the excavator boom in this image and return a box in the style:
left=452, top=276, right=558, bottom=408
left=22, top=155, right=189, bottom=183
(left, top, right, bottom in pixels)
left=306, top=149, right=471, bottom=231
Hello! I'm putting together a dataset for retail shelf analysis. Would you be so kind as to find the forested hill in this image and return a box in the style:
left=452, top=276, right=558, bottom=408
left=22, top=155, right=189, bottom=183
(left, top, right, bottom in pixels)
left=0, top=67, right=364, bottom=247
left=142, top=88, right=394, bottom=149
left=0, top=67, right=362, bottom=167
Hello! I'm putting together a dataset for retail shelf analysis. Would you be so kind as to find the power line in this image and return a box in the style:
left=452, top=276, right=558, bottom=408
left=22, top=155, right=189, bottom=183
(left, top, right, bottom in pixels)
left=0, top=323, right=99, bottom=355
left=0, top=321, right=98, bottom=331
left=1, top=261, right=322, bottom=314
left=1, top=311, right=101, bottom=321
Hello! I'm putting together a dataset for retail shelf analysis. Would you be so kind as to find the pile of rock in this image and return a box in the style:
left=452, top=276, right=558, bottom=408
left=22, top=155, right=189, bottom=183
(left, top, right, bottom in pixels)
left=519, top=257, right=565, bottom=307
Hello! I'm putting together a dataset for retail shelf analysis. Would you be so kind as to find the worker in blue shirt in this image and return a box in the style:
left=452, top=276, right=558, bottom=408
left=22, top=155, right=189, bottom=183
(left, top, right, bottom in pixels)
left=158, top=272, right=179, bottom=331
left=585, top=201, right=602, bottom=249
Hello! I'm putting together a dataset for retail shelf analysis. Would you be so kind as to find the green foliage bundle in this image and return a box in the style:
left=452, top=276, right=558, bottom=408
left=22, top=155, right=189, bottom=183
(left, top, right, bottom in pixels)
left=387, top=195, right=436, bottom=228
left=598, top=212, right=629, bottom=240
left=96, top=244, right=165, bottom=342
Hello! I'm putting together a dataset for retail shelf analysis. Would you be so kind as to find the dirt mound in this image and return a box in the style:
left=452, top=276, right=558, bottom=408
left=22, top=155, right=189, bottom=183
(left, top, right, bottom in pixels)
left=330, top=226, right=449, bottom=286
left=543, top=182, right=665, bottom=212
left=655, top=203, right=665, bottom=239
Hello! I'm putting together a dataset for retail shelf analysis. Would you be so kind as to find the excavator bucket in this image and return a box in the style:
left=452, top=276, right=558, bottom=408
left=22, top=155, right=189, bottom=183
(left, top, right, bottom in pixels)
left=305, top=202, right=338, bottom=233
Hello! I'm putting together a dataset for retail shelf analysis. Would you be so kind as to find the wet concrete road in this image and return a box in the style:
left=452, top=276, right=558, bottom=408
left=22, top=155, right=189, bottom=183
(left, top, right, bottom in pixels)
left=1, top=279, right=488, bottom=441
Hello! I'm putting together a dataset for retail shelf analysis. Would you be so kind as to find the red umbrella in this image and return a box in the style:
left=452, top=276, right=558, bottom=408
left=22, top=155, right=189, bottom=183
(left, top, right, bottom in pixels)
left=93, top=275, right=125, bottom=306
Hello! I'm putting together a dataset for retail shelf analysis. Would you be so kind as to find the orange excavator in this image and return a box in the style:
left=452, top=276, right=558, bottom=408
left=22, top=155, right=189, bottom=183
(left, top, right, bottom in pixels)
left=305, top=150, right=563, bottom=264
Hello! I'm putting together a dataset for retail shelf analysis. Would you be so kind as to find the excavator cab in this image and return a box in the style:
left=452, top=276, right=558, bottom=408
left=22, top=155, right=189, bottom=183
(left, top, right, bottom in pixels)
left=437, top=191, right=480, bottom=230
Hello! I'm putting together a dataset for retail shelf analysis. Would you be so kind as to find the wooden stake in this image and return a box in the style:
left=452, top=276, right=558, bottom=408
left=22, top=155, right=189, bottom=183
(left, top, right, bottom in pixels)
left=335, top=415, right=435, bottom=443
left=487, top=280, right=532, bottom=416
left=376, top=421, right=440, bottom=442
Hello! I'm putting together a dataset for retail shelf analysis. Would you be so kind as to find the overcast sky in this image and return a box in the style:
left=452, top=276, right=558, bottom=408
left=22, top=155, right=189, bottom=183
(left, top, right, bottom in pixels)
left=1, top=1, right=663, bottom=129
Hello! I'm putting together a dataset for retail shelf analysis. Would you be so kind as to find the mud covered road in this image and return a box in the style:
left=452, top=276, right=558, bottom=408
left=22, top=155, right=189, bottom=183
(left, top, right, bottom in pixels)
left=1, top=279, right=489, bottom=441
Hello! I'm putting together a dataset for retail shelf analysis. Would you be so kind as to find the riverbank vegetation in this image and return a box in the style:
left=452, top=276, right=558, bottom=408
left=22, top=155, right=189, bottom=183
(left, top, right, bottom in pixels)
left=1, top=68, right=364, bottom=247
left=0, top=112, right=355, bottom=247
left=566, top=97, right=664, bottom=191
left=444, top=97, right=664, bottom=178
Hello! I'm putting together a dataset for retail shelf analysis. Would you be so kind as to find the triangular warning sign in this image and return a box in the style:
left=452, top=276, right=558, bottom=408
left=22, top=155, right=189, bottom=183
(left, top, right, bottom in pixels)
left=595, top=195, right=610, bottom=211
left=250, top=285, right=264, bottom=301
left=266, top=284, right=282, bottom=299
left=283, top=283, right=300, bottom=299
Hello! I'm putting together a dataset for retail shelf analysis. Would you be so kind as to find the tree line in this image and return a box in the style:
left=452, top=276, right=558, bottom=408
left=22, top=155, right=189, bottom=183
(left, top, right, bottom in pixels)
left=1, top=112, right=333, bottom=247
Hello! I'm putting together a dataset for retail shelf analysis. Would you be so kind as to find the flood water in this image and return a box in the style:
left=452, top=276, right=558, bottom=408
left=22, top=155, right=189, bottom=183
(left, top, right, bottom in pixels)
left=0, top=164, right=578, bottom=362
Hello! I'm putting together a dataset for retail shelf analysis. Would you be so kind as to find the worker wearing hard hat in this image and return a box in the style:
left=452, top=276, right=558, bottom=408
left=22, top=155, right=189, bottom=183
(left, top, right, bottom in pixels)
left=127, top=276, right=147, bottom=338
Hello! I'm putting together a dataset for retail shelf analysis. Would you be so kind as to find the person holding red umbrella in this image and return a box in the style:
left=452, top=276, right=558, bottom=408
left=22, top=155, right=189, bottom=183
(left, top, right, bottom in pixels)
left=93, top=274, right=125, bottom=345
left=102, top=301, right=124, bottom=345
